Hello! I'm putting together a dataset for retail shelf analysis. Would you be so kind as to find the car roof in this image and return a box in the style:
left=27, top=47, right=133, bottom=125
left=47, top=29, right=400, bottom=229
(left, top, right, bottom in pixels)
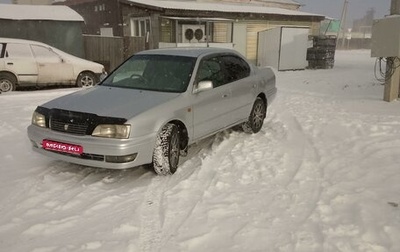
left=136, top=47, right=242, bottom=58
left=0, top=37, right=48, bottom=47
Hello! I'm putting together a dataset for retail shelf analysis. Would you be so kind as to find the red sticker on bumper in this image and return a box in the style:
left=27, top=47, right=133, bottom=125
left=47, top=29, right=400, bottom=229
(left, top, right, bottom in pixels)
left=42, top=140, right=83, bottom=155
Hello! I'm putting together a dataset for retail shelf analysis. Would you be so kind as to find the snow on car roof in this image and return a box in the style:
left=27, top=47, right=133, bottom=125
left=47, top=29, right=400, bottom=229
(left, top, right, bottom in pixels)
left=0, top=4, right=84, bottom=22
left=0, top=37, right=49, bottom=45
left=136, top=47, right=240, bottom=58
left=127, top=0, right=324, bottom=18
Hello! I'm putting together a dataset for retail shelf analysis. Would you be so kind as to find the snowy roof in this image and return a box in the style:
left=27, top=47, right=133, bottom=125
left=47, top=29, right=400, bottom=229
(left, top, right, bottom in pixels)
left=126, top=0, right=324, bottom=18
left=0, top=4, right=84, bottom=22
left=163, top=0, right=301, bottom=4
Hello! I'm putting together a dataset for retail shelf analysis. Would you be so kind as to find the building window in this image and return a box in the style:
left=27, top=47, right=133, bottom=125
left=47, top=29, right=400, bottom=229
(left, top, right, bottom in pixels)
left=130, top=18, right=150, bottom=37
left=95, top=4, right=106, bottom=12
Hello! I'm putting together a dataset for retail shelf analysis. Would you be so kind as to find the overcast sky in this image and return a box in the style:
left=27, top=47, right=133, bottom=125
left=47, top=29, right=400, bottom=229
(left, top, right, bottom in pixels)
left=0, top=0, right=392, bottom=28
left=298, top=0, right=391, bottom=27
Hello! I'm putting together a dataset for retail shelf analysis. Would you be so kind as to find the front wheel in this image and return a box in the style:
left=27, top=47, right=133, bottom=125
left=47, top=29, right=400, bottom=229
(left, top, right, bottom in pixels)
left=76, top=72, right=96, bottom=87
left=152, top=123, right=181, bottom=175
left=242, top=97, right=266, bottom=134
left=0, top=73, right=17, bottom=93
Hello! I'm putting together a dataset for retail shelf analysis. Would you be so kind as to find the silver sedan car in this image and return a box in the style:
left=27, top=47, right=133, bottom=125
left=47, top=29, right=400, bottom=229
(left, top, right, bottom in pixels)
left=27, top=47, right=276, bottom=175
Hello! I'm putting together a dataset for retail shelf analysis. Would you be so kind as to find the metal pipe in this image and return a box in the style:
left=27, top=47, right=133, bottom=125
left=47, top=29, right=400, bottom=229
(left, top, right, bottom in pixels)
left=338, top=0, right=349, bottom=49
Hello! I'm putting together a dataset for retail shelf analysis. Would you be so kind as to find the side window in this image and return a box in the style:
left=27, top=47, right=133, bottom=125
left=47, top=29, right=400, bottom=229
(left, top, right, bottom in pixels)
left=4, top=43, right=33, bottom=59
left=221, top=55, right=251, bottom=83
left=31, top=45, right=61, bottom=63
left=196, top=57, right=224, bottom=87
left=0, top=43, right=4, bottom=58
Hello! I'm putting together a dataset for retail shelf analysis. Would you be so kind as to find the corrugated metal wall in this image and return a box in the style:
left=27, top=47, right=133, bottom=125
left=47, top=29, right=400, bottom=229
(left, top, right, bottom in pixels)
left=0, top=20, right=84, bottom=57
left=245, top=20, right=317, bottom=63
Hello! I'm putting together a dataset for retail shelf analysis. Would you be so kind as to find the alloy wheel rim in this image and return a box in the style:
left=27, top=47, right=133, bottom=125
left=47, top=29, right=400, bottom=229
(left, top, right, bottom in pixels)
left=81, top=76, right=94, bottom=87
left=170, top=132, right=180, bottom=167
left=252, top=102, right=264, bottom=129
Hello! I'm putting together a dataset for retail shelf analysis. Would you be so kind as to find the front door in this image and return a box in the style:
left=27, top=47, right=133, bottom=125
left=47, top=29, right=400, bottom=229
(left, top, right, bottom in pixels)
left=191, top=56, right=232, bottom=140
left=31, top=45, right=74, bottom=84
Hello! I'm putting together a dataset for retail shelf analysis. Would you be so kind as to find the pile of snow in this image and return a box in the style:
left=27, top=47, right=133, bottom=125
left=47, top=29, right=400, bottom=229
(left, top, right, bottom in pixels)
left=0, top=50, right=399, bottom=251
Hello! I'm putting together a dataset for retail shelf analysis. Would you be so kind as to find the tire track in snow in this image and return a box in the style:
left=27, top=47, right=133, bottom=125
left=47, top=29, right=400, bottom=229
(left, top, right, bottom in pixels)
left=276, top=90, right=400, bottom=251
left=138, top=176, right=165, bottom=252
left=0, top=162, right=151, bottom=251
left=274, top=111, right=325, bottom=251
left=137, top=136, right=218, bottom=251
left=271, top=93, right=339, bottom=251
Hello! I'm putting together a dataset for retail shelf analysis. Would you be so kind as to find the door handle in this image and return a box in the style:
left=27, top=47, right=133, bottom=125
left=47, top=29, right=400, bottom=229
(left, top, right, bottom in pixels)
left=6, top=62, right=13, bottom=65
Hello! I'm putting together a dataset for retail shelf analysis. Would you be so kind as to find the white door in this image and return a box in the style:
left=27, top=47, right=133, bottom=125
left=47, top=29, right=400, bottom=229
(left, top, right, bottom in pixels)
left=233, top=23, right=247, bottom=56
left=279, top=27, right=309, bottom=70
left=31, top=45, right=74, bottom=84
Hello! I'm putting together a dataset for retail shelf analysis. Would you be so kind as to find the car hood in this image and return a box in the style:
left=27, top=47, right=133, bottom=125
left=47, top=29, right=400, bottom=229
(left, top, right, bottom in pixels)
left=41, top=85, right=181, bottom=119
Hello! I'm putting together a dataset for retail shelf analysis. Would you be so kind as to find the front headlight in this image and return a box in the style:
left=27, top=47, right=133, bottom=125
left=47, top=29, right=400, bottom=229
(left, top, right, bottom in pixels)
left=92, top=124, right=131, bottom=139
left=32, top=111, right=46, bottom=128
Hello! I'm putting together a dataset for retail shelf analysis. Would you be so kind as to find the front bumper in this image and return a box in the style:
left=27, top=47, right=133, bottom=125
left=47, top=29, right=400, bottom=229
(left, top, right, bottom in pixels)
left=27, top=124, right=155, bottom=169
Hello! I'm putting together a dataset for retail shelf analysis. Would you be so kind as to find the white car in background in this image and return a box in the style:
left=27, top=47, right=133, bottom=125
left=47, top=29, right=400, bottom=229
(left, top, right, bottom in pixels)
left=0, top=37, right=105, bottom=92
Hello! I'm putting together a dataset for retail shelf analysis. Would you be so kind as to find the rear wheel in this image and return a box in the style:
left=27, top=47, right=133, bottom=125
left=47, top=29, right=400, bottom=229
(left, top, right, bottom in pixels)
left=76, top=72, right=96, bottom=87
left=152, top=123, right=181, bottom=175
left=242, top=97, right=266, bottom=134
left=0, top=73, right=17, bottom=93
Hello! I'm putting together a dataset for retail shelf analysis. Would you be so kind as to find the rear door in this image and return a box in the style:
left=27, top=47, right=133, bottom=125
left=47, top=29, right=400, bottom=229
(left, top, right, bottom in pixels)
left=2, top=43, right=38, bottom=84
left=31, top=45, right=74, bottom=84
left=221, top=54, right=255, bottom=124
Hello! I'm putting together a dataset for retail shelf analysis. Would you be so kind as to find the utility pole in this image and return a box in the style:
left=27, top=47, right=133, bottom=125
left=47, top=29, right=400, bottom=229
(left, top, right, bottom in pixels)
left=384, top=0, right=400, bottom=102
left=337, top=0, right=349, bottom=49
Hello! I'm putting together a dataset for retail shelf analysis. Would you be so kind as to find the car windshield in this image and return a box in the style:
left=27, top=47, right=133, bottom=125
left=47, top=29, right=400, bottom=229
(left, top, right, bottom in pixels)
left=101, top=54, right=196, bottom=93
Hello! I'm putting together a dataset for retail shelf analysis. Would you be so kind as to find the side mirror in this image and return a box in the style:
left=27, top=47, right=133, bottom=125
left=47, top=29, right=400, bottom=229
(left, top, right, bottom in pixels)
left=193, top=80, right=213, bottom=94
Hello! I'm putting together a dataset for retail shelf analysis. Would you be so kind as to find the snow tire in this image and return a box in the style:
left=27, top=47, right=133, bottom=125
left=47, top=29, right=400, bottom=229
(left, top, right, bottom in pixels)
left=242, top=97, right=266, bottom=134
left=152, top=123, right=180, bottom=175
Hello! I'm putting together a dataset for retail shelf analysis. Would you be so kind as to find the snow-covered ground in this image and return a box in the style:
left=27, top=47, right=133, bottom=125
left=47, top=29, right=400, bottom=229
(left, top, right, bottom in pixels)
left=1, top=50, right=400, bottom=252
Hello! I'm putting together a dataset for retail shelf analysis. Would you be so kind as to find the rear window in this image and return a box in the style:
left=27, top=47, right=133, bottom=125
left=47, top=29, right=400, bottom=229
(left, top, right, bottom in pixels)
left=5, top=43, right=33, bottom=59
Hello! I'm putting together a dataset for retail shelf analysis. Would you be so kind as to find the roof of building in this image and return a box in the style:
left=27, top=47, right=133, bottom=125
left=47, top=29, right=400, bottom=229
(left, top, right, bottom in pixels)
left=125, top=0, right=324, bottom=18
left=0, top=4, right=84, bottom=21
left=153, top=0, right=301, bottom=5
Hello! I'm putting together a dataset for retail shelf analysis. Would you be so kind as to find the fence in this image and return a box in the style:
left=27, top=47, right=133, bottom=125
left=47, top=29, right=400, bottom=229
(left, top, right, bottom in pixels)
left=336, top=38, right=371, bottom=50
left=83, top=35, right=146, bottom=72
